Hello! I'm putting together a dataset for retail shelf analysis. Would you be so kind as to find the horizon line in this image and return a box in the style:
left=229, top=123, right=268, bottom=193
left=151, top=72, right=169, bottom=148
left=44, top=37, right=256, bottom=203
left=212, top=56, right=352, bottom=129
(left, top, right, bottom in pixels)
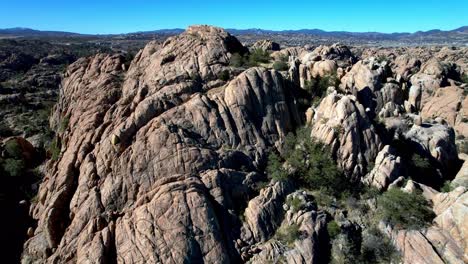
left=1, top=24, right=467, bottom=36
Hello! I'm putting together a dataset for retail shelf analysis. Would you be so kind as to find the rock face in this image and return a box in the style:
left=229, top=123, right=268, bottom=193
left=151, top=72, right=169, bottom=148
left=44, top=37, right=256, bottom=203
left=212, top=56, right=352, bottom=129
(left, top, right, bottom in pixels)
left=404, top=122, right=459, bottom=175
left=22, top=26, right=300, bottom=263
left=247, top=191, right=328, bottom=264
left=251, top=39, right=280, bottom=51
left=363, top=145, right=402, bottom=190
left=340, top=57, right=391, bottom=94
left=307, top=92, right=382, bottom=179
left=384, top=182, right=468, bottom=264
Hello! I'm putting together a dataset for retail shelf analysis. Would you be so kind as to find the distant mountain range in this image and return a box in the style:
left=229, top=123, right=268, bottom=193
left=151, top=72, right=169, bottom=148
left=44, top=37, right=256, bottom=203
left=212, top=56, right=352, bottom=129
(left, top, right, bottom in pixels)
left=1, top=26, right=467, bottom=45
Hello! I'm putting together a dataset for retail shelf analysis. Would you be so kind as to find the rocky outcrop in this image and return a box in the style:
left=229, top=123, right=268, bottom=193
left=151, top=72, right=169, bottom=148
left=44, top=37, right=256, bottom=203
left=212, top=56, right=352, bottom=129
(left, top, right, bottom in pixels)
left=340, top=57, right=391, bottom=94
left=421, top=86, right=468, bottom=137
left=363, top=145, right=402, bottom=190
left=241, top=180, right=294, bottom=245
left=404, top=122, right=459, bottom=175
left=247, top=191, right=328, bottom=264
left=307, top=92, right=382, bottom=179
left=251, top=40, right=280, bottom=51
left=22, top=26, right=300, bottom=263
left=384, top=182, right=468, bottom=264
left=452, top=154, right=468, bottom=188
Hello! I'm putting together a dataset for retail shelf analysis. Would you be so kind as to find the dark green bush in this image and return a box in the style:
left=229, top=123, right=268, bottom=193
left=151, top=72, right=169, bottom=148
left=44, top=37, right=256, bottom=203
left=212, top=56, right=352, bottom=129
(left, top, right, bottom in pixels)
left=48, top=137, right=61, bottom=161
left=273, top=61, right=289, bottom=71
left=4, top=140, right=22, bottom=159
left=266, top=152, right=288, bottom=181
left=360, top=228, right=400, bottom=263
left=229, top=53, right=245, bottom=67
left=266, top=127, right=346, bottom=197
left=377, top=188, right=434, bottom=230
left=2, top=158, right=25, bottom=177
left=276, top=223, right=301, bottom=245
left=286, top=196, right=303, bottom=213
left=462, top=73, right=468, bottom=84
left=59, top=116, right=70, bottom=132
left=327, top=221, right=340, bottom=239
left=218, top=70, right=230, bottom=82
left=247, top=49, right=271, bottom=66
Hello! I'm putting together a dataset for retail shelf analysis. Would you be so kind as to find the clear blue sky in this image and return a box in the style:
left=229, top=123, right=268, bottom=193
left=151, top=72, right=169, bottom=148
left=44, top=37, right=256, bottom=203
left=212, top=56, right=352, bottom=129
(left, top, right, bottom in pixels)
left=1, top=0, right=467, bottom=34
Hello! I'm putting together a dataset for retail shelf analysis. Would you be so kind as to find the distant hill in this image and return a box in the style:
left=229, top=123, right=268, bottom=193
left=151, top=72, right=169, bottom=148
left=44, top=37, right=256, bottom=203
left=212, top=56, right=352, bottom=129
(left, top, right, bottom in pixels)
left=1, top=26, right=466, bottom=45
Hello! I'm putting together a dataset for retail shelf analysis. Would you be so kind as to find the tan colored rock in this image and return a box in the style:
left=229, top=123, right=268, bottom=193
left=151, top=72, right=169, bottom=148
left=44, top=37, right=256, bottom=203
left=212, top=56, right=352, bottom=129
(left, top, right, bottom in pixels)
left=309, top=93, right=382, bottom=179
left=452, top=153, right=468, bottom=188
left=22, top=26, right=300, bottom=263
left=363, top=145, right=402, bottom=190
left=385, top=182, right=468, bottom=264
left=339, top=57, right=391, bottom=94
left=251, top=39, right=280, bottom=51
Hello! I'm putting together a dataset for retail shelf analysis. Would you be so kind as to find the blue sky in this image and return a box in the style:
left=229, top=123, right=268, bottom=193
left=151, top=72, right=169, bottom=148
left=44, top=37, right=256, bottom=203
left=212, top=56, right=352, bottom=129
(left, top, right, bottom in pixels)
left=1, top=0, right=467, bottom=34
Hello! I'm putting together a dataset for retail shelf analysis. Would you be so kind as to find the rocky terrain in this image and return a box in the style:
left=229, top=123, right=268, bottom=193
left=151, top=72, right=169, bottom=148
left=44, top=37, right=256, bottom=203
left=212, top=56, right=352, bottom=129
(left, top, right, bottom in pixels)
left=1, top=25, right=467, bottom=263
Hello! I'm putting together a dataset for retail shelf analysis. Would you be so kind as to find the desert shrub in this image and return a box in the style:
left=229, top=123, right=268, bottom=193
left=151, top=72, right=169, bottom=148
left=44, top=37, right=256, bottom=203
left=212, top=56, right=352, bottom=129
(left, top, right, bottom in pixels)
left=229, top=53, right=245, bottom=67
left=218, top=70, right=230, bottom=81
left=376, top=55, right=388, bottom=63
left=266, top=152, right=288, bottom=181
left=360, top=228, right=400, bottom=263
left=286, top=196, right=303, bottom=213
left=276, top=223, right=301, bottom=245
left=441, top=181, right=453, bottom=192
left=247, top=49, right=271, bottom=66
left=304, top=73, right=340, bottom=102
left=266, top=127, right=346, bottom=197
left=377, top=188, right=434, bottom=230
left=48, top=137, right=61, bottom=161
left=327, top=221, right=340, bottom=240
left=59, top=116, right=70, bottom=132
left=462, top=73, right=468, bottom=84
left=2, top=158, right=25, bottom=177
left=273, top=60, right=289, bottom=71
left=4, top=140, right=22, bottom=159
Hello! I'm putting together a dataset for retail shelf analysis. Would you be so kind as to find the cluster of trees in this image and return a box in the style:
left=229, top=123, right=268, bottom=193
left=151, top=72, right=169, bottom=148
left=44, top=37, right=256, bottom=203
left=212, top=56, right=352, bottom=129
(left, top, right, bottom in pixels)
left=266, top=126, right=436, bottom=262
left=229, top=49, right=271, bottom=68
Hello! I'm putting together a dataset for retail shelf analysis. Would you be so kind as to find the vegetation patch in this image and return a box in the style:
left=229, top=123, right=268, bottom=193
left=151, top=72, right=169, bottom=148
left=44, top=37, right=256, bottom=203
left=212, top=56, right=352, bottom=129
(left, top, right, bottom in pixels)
left=377, top=188, right=434, bottom=230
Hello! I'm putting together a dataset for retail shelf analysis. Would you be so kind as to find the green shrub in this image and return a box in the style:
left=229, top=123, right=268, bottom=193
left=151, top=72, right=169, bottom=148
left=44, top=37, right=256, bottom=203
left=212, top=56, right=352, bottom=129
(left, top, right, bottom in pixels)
left=2, top=158, right=25, bottom=177
left=266, top=127, right=346, bottom=197
left=411, top=153, right=431, bottom=169
left=462, top=73, right=468, bottom=84
left=276, top=223, right=301, bottom=245
left=59, top=116, right=70, bottom=132
left=377, top=188, right=434, bottom=230
left=229, top=53, right=245, bottom=67
left=218, top=70, right=230, bottom=81
left=4, top=140, right=22, bottom=159
left=286, top=196, right=303, bottom=213
left=441, top=181, right=452, bottom=192
left=48, top=137, right=61, bottom=161
left=273, top=61, right=289, bottom=71
left=360, top=228, right=401, bottom=263
left=327, top=221, right=340, bottom=240
left=303, top=73, right=340, bottom=101
left=266, top=152, right=288, bottom=181
left=247, top=49, right=271, bottom=66
left=376, top=55, right=388, bottom=63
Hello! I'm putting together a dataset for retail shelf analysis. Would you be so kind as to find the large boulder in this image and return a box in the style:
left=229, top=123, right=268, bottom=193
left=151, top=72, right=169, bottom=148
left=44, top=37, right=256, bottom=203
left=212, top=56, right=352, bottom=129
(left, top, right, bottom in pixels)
left=251, top=39, right=280, bottom=51
left=22, top=26, right=300, bottom=263
left=363, top=145, right=402, bottom=190
left=247, top=191, right=328, bottom=264
left=307, top=92, right=382, bottom=179
left=339, top=57, right=392, bottom=95
left=404, top=122, right=459, bottom=176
